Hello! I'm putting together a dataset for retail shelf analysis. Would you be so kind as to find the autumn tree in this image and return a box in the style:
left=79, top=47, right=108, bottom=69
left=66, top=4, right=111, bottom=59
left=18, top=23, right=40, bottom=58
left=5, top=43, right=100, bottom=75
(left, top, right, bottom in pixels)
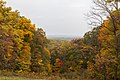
left=12, top=17, right=35, bottom=72
left=30, top=28, right=51, bottom=74
left=88, top=0, right=120, bottom=79
left=0, top=1, right=19, bottom=70
left=0, top=0, right=51, bottom=74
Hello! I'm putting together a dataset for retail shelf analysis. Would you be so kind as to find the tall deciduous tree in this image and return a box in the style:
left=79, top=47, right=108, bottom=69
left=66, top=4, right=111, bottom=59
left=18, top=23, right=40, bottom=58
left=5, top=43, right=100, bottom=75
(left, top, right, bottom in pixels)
left=30, top=28, right=51, bottom=73
left=0, top=1, right=19, bottom=70
left=88, top=0, right=120, bottom=79
left=13, top=17, right=35, bottom=72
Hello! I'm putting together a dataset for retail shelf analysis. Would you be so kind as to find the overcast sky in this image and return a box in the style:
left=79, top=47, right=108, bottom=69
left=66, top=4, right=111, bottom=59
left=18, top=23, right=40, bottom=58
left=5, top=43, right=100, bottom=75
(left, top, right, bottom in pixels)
left=5, top=0, right=93, bottom=37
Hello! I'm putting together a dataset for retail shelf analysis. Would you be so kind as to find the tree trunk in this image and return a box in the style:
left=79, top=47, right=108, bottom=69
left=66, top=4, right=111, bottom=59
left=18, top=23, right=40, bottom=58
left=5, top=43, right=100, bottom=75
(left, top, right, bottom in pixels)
left=104, top=63, right=107, bottom=80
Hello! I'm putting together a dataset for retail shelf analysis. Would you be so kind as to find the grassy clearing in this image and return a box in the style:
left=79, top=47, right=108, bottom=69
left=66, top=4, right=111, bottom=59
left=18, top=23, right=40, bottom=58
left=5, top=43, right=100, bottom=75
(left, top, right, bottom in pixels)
left=0, top=76, right=42, bottom=80
left=0, top=70, right=81, bottom=80
left=0, top=76, right=68, bottom=80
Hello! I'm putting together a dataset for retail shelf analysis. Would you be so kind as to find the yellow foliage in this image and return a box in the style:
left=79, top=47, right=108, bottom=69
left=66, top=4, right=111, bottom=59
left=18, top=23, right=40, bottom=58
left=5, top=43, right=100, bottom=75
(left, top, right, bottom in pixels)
left=47, top=63, right=51, bottom=73
left=80, top=60, right=83, bottom=64
left=44, top=47, right=50, bottom=55
left=38, top=59, right=42, bottom=64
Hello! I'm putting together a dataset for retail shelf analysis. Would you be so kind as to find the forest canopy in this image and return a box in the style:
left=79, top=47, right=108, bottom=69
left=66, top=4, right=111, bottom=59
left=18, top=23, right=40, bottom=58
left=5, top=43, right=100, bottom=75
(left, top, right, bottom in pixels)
left=0, top=0, right=120, bottom=80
